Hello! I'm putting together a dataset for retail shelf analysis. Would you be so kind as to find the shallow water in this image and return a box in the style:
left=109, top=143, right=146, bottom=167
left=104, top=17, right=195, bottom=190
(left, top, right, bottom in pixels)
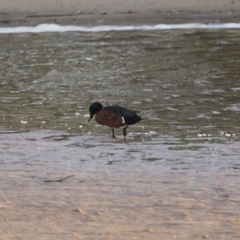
left=0, top=28, right=240, bottom=239
left=1, top=29, right=240, bottom=138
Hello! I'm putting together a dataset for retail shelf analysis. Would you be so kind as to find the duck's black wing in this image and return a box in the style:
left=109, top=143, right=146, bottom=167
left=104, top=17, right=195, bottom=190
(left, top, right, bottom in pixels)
left=104, top=105, right=142, bottom=125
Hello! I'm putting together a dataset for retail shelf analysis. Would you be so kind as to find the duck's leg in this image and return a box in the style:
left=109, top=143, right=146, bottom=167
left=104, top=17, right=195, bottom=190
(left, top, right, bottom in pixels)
left=123, top=126, right=129, bottom=141
left=112, top=128, right=116, bottom=138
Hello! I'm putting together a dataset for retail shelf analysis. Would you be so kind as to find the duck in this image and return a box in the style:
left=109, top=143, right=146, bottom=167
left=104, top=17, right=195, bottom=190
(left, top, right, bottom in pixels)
left=88, top=102, right=142, bottom=141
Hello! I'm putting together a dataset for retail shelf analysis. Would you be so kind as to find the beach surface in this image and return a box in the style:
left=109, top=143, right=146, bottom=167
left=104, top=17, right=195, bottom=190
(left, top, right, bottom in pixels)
left=1, top=0, right=240, bottom=26
left=1, top=132, right=239, bottom=240
left=1, top=1, right=240, bottom=240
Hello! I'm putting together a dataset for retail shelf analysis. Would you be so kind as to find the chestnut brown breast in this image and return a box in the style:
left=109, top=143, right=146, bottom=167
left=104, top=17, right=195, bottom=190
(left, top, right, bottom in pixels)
left=95, top=109, right=126, bottom=128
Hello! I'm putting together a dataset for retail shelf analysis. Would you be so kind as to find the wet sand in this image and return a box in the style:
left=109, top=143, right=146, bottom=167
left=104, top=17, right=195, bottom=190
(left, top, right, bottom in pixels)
left=1, top=131, right=240, bottom=239
left=1, top=0, right=240, bottom=26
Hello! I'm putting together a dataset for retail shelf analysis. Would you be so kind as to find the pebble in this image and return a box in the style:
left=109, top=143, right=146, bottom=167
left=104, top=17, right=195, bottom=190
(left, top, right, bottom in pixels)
left=73, top=208, right=84, bottom=214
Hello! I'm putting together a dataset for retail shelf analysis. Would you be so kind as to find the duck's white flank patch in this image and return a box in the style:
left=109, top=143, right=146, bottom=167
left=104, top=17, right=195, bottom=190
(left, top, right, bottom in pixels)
left=121, top=116, right=125, bottom=124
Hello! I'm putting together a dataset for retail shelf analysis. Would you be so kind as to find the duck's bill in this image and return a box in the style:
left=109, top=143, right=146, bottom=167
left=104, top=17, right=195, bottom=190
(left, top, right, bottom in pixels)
left=88, top=115, right=94, bottom=122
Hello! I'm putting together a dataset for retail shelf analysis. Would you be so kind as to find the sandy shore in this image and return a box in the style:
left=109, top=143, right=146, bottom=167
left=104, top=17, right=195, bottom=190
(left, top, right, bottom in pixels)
left=1, top=0, right=240, bottom=26
left=1, top=132, right=240, bottom=239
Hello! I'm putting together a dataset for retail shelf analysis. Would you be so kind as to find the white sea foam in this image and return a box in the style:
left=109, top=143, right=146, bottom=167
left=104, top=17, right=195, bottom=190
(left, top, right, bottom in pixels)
left=0, top=23, right=240, bottom=34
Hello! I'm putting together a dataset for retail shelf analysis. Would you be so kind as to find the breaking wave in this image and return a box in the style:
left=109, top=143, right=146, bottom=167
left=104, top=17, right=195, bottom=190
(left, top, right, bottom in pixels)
left=1, top=23, right=240, bottom=34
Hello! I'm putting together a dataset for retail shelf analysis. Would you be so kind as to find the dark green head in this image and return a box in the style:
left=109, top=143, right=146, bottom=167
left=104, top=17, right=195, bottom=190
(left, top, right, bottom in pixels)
left=88, top=102, right=103, bottom=122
